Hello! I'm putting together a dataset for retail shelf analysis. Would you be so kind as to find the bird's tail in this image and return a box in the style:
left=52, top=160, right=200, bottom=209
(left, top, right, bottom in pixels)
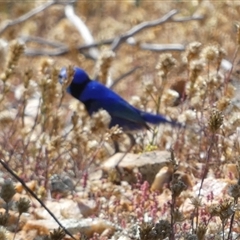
left=141, top=111, right=183, bottom=128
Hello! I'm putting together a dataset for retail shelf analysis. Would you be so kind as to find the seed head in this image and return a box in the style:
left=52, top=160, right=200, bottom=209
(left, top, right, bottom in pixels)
left=16, top=197, right=31, bottom=215
left=91, top=109, right=111, bottom=132
left=0, top=179, right=15, bottom=203
left=96, top=50, right=115, bottom=85
left=185, top=41, right=202, bottom=62
left=206, top=72, right=224, bottom=89
left=170, top=179, right=187, bottom=198
left=156, top=53, right=176, bottom=76
left=228, top=183, right=240, bottom=200
left=172, top=208, right=185, bottom=222
left=161, top=89, right=179, bottom=107
left=0, top=226, right=9, bottom=240
left=50, top=228, right=65, bottom=240
left=185, top=234, right=198, bottom=240
left=190, top=197, right=202, bottom=208
left=201, top=45, right=219, bottom=62
left=217, top=97, right=230, bottom=111
left=208, top=109, right=223, bottom=133
left=0, top=213, right=8, bottom=227
left=154, top=219, right=172, bottom=238
left=178, top=110, right=196, bottom=124
left=210, top=200, right=234, bottom=221
left=196, top=223, right=207, bottom=240
left=235, top=22, right=240, bottom=45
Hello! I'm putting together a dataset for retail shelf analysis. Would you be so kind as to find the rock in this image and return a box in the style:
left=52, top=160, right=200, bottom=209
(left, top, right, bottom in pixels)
left=34, top=198, right=98, bottom=220
left=117, top=236, right=132, bottom=240
left=180, top=177, right=230, bottom=214
left=23, top=218, right=116, bottom=237
left=151, top=163, right=194, bottom=192
left=15, top=180, right=37, bottom=193
left=34, top=199, right=81, bottom=220
left=50, top=174, right=75, bottom=196
left=223, top=163, right=238, bottom=180
left=151, top=166, right=172, bottom=192
left=102, top=151, right=170, bottom=184
left=193, top=177, right=229, bottom=200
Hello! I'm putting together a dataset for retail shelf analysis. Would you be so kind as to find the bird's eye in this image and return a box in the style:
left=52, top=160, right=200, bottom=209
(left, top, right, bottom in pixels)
left=58, top=74, right=66, bottom=85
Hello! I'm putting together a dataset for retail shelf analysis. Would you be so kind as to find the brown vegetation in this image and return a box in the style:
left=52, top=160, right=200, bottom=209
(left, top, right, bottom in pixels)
left=0, top=1, right=240, bottom=239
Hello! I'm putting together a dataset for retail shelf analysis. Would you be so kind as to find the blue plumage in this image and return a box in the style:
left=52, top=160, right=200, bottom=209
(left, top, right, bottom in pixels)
left=59, top=67, right=181, bottom=131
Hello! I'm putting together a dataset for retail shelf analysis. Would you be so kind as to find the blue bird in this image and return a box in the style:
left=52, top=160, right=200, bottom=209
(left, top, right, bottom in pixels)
left=59, top=67, right=182, bottom=132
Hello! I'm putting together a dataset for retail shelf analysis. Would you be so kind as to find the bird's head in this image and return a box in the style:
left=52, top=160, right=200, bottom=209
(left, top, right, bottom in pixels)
left=58, top=67, right=67, bottom=85
left=59, top=67, right=91, bottom=98
left=59, top=67, right=90, bottom=86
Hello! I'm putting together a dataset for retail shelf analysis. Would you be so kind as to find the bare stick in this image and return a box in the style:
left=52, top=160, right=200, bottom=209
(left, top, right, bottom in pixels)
left=21, top=11, right=202, bottom=52
left=0, top=158, right=77, bottom=240
left=22, top=37, right=114, bottom=57
left=114, top=133, right=136, bottom=166
left=24, top=47, right=95, bottom=60
left=110, top=66, right=141, bottom=89
left=24, top=47, right=68, bottom=56
left=0, top=1, right=57, bottom=35
left=22, top=10, right=203, bottom=57
left=172, top=15, right=203, bottom=22
left=111, top=9, right=178, bottom=51
left=65, top=4, right=99, bottom=60
left=139, top=43, right=184, bottom=51
left=20, top=35, right=65, bottom=48
left=24, top=42, right=185, bottom=58
left=23, top=10, right=179, bottom=57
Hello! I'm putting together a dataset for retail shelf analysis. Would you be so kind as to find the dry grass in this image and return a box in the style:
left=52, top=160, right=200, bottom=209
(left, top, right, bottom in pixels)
left=0, top=1, right=240, bottom=239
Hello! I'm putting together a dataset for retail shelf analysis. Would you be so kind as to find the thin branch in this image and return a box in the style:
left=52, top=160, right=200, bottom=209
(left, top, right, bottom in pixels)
left=138, top=43, right=184, bottom=52
left=65, top=4, right=99, bottom=59
left=0, top=158, right=76, bottom=240
left=24, top=47, right=95, bottom=60
left=0, top=1, right=56, bottom=35
left=20, top=35, right=65, bottom=48
left=0, top=0, right=77, bottom=36
left=24, top=47, right=68, bottom=56
left=22, top=10, right=203, bottom=57
left=111, top=9, right=178, bottom=51
left=77, top=38, right=114, bottom=50
left=173, top=15, right=204, bottom=22
left=110, top=66, right=141, bottom=89
left=73, top=14, right=202, bottom=52
left=21, top=35, right=114, bottom=50
left=24, top=42, right=185, bottom=58
left=21, top=36, right=114, bottom=58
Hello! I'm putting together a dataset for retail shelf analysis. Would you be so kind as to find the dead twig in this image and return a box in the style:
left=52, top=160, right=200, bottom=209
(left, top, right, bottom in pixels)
left=110, top=66, right=141, bottom=89
left=172, top=15, right=204, bottom=22
left=65, top=4, right=99, bottom=59
left=24, top=47, right=68, bottom=56
left=138, top=43, right=185, bottom=51
left=20, top=35, right=65, bottom=48
left=24, top=42, right=185, bottom=58
left=21, top=35, right=113, bottom=55
left=110, top=9, right=179, bottom=51
left=0, top=158, right=77, bottom=240
left=0, top=1, right=56, bottom=35
left=110, top=10, right=203, bottom=51
left=22, top=10, right=203, bottom=57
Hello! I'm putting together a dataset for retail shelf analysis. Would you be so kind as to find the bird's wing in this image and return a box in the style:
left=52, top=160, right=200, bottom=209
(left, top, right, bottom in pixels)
left=79, top=81, right=148, bottom=127
left=86, top=98, right=148, bottom=127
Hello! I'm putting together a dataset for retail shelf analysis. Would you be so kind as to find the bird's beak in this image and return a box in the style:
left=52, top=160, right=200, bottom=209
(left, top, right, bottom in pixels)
left=58, top=67, right=67, bottom=85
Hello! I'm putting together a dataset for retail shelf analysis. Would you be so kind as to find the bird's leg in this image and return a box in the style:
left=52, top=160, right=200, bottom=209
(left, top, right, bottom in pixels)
left=114, top=133, right=136, bottom=180
left=113, top=141, right=120, bottom=153
left=126, top=133, right=136, bottom=150
left=113, top=133, right=135, bottom=153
